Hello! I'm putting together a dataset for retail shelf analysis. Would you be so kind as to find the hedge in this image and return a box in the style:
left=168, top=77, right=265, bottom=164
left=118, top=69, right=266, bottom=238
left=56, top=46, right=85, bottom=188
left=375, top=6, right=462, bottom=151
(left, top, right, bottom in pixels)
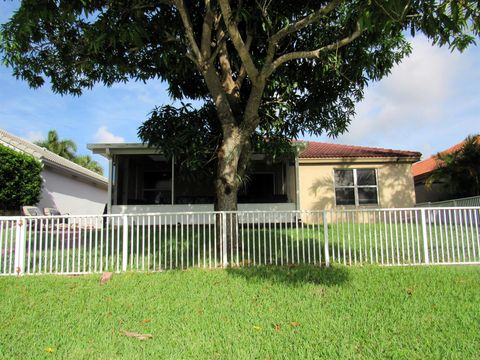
left=0, top=144, right=43, bottom=212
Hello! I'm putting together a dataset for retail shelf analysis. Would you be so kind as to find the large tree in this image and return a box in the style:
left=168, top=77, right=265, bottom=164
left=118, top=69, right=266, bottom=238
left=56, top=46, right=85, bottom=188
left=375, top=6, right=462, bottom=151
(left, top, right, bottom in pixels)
left=1, top=1, right=479, bottom=211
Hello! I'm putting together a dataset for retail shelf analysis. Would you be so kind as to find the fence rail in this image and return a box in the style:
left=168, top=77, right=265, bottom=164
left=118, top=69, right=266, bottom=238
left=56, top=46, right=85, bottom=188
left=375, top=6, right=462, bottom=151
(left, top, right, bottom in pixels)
left=1, top=207, right=479, bottom=275
left=417, top=195, right=480, bottom=208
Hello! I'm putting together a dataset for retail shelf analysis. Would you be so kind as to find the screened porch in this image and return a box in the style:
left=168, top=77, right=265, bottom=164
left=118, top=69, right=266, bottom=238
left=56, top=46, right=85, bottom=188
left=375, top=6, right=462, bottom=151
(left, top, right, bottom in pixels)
left=107, top=152, right=297, bottom=214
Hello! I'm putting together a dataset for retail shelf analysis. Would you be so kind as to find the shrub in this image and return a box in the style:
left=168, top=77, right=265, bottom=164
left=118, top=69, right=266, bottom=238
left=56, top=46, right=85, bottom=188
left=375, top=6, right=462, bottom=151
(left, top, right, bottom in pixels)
left=0, top=144, right=43, bottom=212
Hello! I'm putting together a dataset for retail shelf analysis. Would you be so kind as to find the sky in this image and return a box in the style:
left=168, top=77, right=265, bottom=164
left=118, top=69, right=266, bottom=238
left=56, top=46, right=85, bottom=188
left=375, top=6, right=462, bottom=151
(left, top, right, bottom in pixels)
left=1, top=2, right=479, bottom=175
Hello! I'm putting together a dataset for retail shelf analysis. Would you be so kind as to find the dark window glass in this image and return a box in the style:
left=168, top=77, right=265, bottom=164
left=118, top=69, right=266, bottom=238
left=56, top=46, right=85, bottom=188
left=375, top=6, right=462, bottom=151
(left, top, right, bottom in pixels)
left=358, top=188, right=378, bottom=205
left=357, top=169, right=376, bottom=186
left=246, top=173, right=274, bottom=197
left=334, top=170, right=354, bottom=186
left=335, top=188, right=355, bottom=205
left=144, top=171, right=171, bottom=189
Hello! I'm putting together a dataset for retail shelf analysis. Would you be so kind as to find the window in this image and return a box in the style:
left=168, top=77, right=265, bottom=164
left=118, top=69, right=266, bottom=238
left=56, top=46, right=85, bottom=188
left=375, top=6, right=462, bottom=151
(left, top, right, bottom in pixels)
left=334, top=169, right=378, bottom=206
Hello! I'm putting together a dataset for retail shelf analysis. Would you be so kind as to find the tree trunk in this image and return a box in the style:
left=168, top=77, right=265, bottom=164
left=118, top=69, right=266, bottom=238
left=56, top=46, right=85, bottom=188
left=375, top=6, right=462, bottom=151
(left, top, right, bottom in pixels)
left=214, top=126, right=243, bottom=212
left=213, top=126, right=246, bottom=265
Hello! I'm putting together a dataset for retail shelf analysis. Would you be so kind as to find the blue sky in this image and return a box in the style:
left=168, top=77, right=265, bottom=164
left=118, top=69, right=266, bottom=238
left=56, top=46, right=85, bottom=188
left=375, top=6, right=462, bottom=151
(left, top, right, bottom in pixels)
left=1, top=2, right=479, bottom=175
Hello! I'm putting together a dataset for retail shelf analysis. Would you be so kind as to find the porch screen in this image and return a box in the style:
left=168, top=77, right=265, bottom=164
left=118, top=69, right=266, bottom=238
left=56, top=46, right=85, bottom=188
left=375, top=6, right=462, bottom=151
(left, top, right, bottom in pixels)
left=334, top=169, right=378, bottom=206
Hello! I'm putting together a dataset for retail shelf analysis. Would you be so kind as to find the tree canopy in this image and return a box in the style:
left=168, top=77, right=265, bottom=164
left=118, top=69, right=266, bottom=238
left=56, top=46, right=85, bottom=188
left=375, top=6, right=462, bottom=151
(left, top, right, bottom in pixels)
left=427, top=135, right=480, bottom=199
left=2, top=0, right=479, bottom=210
left=74, top=155, right=104, bottom=175
left=35, top=129, right=77, bottom=160
left=35, top=129, right=104, bottom=174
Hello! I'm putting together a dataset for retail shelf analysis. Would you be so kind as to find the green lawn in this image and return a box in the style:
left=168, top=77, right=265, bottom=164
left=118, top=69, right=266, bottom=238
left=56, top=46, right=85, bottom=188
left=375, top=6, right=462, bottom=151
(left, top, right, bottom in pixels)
left=0, top=265, right=479, bottom=359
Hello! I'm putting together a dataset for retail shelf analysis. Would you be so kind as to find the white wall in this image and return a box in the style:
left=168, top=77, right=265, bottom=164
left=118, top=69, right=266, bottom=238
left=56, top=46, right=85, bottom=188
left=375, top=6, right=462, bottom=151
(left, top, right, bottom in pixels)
left=38, top=166, right=108, bottom=215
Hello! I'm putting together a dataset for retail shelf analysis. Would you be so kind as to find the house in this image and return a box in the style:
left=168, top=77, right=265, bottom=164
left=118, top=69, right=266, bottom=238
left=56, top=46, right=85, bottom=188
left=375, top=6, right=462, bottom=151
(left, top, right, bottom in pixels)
left=0, top=129, right=108, bottom=215
left=412, top=137, right=479, bottom=203
left=88, top=141, right=420, bottom=214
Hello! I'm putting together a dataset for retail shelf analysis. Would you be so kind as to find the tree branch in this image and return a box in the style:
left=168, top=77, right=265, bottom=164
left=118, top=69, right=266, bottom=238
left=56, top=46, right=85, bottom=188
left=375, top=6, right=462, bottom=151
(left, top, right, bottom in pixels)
left=201, top=0, right=215, bottom=59
left=270, top=0, right=342, bottom=44
left=203, top=66, right=237, bottom=128
left=241, top=80, right=266, bottom=135
left=218, top=0, right=259, bottom=80
left=373, top=0, right=412, bottom=23
left=261, top=0, right=342, bottom=78
left=175, top=0, right=204, bottom=63
left=207, top=31, right=226, bottom=65
left=235, top=32, right=253, bottom=89
left=267, top=23, right=364, bottom=76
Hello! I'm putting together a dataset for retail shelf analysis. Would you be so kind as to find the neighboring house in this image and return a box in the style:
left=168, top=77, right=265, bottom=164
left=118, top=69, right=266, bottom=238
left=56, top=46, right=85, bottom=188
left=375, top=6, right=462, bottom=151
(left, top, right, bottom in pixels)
left=412, top=139, right=469, bottom=203
left=0, top=129, right=108, bottom=215
left=88, top=141, right=420, bottom=214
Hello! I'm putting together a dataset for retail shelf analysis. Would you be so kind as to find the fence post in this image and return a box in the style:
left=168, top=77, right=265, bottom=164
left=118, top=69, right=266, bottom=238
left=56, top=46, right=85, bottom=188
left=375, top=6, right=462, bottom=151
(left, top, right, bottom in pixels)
left=122, top=215, right=128, bottom=272
left=323, top=210, right=330, bottom=267
left=222, top=212, right=228, bottom=268
left=14, top=218, right=26, bottom=275
left=420, top=209, right=430, bottom=264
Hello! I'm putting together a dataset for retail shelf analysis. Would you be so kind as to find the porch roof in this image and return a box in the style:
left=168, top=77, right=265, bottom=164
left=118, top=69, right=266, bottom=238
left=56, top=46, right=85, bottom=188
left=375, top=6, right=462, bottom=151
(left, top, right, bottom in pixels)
left=87, top=143, right=152, bottom=157
left=87, top=143, right=275, bottom=161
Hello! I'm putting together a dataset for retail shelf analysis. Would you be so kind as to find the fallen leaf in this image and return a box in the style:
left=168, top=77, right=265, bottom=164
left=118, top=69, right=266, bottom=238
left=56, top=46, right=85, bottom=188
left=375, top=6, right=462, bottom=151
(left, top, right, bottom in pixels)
left=121, top=329, right=153, bottom=341
left=290, top=321, right=300, bottom=327
left=253, top=325, right=262, bottom=331
left=45, top=347, right=55, bottom=353
left=141, top=319, right=151, bottom=323
left=274, top=324, right=281, bottom=332
left=100, top=272, right=113, bottom=285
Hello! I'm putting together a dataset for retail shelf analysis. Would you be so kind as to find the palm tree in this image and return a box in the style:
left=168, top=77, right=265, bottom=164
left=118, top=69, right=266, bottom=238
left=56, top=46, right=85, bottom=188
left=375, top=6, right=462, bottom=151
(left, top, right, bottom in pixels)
left=426, top=135, right=480, bottom=198
left=35, top=130, right=77, bottom=160
left=74, top=155, right=104, bottom=175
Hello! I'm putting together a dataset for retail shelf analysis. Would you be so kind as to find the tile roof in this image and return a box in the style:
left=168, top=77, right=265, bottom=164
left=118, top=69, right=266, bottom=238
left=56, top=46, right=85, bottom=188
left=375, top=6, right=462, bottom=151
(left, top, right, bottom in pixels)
left=412, top=137, right=478, bottom=178
left=0, top=129, right=107, bottom=185
left=298, top=141, right=421, bottom=160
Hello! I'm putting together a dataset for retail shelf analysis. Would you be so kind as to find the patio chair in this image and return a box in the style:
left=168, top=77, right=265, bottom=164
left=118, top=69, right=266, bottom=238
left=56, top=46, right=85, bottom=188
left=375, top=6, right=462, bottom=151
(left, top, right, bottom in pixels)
left=21, top=206, right=49, bottom=231
left=22, top=206, right=43, bottom=217
left=43, top=207, right=69, bottom=226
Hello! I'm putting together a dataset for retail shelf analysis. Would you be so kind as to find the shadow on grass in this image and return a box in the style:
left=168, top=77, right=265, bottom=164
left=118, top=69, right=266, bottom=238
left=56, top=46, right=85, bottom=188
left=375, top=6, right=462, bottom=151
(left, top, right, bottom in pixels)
left=226, top=264, right=349, bottom=287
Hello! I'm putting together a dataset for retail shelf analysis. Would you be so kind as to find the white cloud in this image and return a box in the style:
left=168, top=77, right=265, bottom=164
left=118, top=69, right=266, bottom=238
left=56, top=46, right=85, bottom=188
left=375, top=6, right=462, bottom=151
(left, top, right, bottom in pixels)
left=24, top=130, right=44, bottom=143
left=94, top=126, right=125, bottom=143
left=324, top=36, right=478, bottom=157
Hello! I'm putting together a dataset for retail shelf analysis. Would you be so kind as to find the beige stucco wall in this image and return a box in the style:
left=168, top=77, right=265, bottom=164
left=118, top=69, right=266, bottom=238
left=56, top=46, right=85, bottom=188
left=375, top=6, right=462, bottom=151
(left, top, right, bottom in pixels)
left=298, top=160, right=416, bottom=210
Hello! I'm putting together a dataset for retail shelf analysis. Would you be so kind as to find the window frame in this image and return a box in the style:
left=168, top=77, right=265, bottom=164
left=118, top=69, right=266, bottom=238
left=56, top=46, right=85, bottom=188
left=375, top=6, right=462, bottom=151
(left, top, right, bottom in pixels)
left=333, top=168, right=379, bottom=206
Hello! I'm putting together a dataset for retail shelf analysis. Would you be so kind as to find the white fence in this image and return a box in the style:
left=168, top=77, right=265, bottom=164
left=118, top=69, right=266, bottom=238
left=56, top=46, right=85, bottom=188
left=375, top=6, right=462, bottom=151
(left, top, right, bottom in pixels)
left=417, top=195, right=480, bottom=208
left=1, top=207, right=479, bottom=276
